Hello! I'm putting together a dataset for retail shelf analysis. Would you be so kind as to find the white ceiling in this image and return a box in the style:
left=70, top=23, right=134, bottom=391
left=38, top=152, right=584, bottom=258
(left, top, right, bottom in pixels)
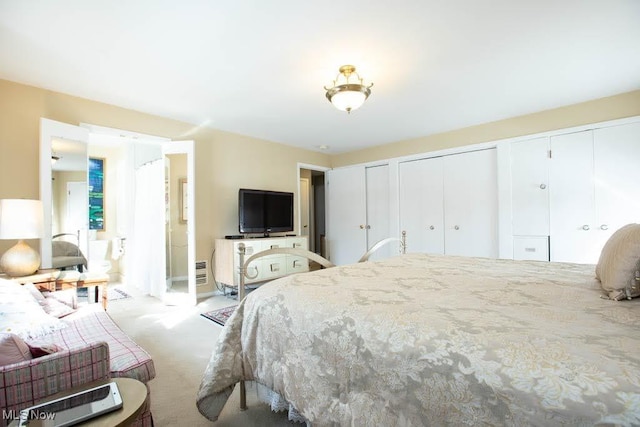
left=1, top=0, right=639, bottom=154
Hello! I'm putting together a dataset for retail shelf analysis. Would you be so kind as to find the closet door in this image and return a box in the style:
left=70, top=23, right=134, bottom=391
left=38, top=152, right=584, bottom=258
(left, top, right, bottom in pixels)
left=593, top=122, right=640, bottom=248
left=549, top=131, right=596, bottom=263
left=398, top=158, right=444, bottom=254
left=327, top=166, right=367, bottom=265
left=443, top=149, right=498, bottom=258
left=511, top=137, right=550, bottom=236
left=365, top=165, right=390, bottom=261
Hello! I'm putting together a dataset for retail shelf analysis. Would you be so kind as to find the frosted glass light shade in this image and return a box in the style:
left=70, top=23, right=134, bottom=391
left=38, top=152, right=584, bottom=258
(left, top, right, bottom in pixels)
left=331, top=90, right=367, bottom=113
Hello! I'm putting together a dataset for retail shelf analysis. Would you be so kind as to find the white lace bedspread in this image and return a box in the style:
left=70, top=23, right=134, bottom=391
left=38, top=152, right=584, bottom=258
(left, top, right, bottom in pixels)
left=197, top=253, right=640, bottom=426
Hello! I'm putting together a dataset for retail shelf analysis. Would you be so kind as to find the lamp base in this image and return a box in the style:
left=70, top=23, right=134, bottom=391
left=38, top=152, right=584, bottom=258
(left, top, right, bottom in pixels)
left=0, top=239, right=41, bottom=277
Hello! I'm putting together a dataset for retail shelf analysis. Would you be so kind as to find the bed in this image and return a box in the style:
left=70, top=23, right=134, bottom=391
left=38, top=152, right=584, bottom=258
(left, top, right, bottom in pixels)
left=197, top=225, right=640, bottom=426
left=52, top=232, right=87, bottom=272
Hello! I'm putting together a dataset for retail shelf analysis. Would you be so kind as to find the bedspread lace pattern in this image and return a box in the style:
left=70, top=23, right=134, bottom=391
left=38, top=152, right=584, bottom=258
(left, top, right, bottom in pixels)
left=197, top=254, right=640, bottom=426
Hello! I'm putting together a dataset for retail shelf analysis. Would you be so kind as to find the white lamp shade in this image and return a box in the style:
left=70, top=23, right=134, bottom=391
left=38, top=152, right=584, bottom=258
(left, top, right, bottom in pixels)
left=0, top=199, right=44, bottom=240
left=331, top=90, right=367, bottom=112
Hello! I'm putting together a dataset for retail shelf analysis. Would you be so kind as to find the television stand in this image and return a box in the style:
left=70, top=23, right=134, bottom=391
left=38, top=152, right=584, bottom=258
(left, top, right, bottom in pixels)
left=214, top=235, right=309, bottom=297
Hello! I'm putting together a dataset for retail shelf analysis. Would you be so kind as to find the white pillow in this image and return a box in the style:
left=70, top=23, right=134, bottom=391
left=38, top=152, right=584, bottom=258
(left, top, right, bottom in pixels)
left=595, top=223, right=640, bottom=300
left=0, top=279, right=67, bottom=340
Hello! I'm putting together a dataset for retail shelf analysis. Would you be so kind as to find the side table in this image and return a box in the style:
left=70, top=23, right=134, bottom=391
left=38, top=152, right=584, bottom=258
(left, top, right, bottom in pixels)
left=8, top=377, right=147, bottom=427
left=55, top=271, right=110, bottom=310
left=1, top=269, right=110, bottom=310
left=0, top=269, right=60, bottom=291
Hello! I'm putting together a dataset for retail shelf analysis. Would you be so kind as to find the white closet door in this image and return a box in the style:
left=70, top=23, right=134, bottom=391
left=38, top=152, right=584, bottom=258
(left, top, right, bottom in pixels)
left=327, top=166, right=367, bottom=265
left=511, top=137, right=550, bottom=236
left=365, top=165, right=390, bottom=261
left=593, top=122, right=640, bottom=245
left=398, top=158, right=444, bottom=254
left=443, top=149, right=498, bottom=258
left=549, top=131, right=597, bottom=263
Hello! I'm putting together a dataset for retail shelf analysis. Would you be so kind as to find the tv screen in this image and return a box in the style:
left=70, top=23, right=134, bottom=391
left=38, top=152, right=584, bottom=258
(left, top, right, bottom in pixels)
left=239, top=189, right=294, bottom=234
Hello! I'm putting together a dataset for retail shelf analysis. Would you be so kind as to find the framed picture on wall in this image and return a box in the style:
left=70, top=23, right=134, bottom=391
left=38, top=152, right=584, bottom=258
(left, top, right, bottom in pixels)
left=89, top=157, right=105, bottom=230
left=180, top=178, right=188, bottom=223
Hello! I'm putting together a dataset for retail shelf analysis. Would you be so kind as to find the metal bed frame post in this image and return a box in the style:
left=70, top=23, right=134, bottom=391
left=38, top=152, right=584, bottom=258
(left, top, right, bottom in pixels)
left=237, top=243, right=247, bottom=410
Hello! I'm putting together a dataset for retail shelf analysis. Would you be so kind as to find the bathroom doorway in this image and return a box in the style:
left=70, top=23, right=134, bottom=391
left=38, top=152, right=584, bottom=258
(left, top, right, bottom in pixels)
left=298, top=164, right=329, bottom=257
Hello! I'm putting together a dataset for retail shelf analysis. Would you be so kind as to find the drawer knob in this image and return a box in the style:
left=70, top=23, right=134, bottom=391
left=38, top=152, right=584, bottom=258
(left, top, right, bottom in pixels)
left=454, top=225, right=460, bottom=230
left=582, top=225, right=590, bottom=231
left=429, top=225, right=435, bottom=230
left=539, top=183, right=547, bottom=190
left=600, top=224, right=608, bottom=231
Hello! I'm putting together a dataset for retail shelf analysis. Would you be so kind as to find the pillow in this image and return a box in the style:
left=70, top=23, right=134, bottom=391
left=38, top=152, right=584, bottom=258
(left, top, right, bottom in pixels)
left=0, top=279, right=68, bottom=340
left=27, top=341, right=63, bottom=358
left=39, top=297, right=76, bottom=318
left=595, top=223, right=640, bottom=300
left=23, top=282, right=46, bottom=301
left=0, top=333, right=32, bottom=365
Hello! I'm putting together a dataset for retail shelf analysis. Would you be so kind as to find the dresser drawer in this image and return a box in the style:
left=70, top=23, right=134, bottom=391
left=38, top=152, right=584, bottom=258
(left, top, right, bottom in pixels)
left=513, top=236, right=549, bottom=261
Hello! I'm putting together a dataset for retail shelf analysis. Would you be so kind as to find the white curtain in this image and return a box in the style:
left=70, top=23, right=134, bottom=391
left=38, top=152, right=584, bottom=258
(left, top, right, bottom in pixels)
left=130, top=158, right=166, bottom=297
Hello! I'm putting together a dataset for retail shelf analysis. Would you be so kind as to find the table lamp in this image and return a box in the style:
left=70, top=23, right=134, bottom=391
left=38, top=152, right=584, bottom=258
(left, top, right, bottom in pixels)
left=0, top=199, right=44, bottom=277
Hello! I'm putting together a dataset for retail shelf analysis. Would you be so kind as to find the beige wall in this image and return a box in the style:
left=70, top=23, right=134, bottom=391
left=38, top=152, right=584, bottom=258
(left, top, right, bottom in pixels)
left=0, top=79, right=331, bottom=295
left=2, top=77, right=639, bottom=292
left=332, top=90, right=640, bottom=167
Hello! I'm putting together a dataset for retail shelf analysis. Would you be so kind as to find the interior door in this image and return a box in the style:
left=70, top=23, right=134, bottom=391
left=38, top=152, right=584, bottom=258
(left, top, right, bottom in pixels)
left=327, top=166, right=367, bottom=265
left=510, top=137, right=550, bottom=236
left=593, top=122, right=640, bottom=247
left=399, top=157, right=444, bottom=254
left=299, top=177, right=310, bottom=239
left=443, top=149, right=498, bottom=258
left=549, top=131, right=596, bottom=263
left=365, top=165, right=390, bottom=260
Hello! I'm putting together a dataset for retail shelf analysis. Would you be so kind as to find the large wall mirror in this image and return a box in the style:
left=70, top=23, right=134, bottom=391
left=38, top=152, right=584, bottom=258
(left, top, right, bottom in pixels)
left=40, top=119, right=90, bottom=270
left=51, top=138, right=89, bottom=266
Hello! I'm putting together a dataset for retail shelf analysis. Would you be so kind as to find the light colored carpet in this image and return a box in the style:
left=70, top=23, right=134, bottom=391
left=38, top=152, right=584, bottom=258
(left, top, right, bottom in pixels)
left=105, top=286, right=298, bottom=426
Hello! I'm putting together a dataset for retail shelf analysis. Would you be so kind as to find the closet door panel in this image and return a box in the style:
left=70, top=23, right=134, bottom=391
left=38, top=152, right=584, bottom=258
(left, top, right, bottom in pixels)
left=549, top=131, right=596, bottom=263
left=510, top=137, right=550, bottom=236
left=443, top=149, right=498, bottom=258
left=365, top=165, right=390, bottom=261
left=327, top=166, right=367, bottom=265
left=593, top=122, right=640, bottom=244
left=399, top=158, right=444, bottom=254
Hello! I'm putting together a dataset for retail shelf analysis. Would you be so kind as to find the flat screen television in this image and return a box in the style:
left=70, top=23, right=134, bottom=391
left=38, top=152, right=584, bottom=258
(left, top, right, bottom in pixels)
left=238, top=188, right=294, bottom=235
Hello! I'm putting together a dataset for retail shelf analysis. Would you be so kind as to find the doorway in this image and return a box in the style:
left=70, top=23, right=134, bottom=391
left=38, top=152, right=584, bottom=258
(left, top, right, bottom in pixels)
left=39, top=119, right=197, bottom=306
left=298, top=165, right=329, bottom=256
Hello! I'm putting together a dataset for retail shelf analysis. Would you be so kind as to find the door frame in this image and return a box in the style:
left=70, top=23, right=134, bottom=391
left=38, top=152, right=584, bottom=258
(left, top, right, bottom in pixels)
left=297, top=163, right=330, bottom=252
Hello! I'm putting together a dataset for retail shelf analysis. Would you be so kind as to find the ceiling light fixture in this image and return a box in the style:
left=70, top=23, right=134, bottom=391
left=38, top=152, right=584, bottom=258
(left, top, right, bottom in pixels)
left=324, top=65, right=373, bottom=114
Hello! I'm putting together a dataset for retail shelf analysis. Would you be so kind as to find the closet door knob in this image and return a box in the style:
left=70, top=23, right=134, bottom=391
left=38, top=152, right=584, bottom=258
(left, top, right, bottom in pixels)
left=359, top=225, right=365, bottom=229
left=582, top=225, right=590, bottom=231
left=600, top=224, right=608, bottom=231
left=365, top=225, right=371, bottom=230
left=454, top=225, right=460, bottom=230
left=539, top=183, right=547, bottom=190
left=429, top=225, right=435, bottom=230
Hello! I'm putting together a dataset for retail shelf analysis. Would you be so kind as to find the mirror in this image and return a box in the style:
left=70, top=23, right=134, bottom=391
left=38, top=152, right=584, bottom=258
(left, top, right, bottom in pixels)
left=164, top=153, right=189, bottom=299
left=50, top=137, right=89, bottom=270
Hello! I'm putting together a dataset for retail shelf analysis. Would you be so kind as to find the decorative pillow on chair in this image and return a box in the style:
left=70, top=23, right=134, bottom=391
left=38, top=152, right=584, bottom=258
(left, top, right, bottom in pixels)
left=595, top=223, right=640, bottom=300
left=0, top=332, right=32, bottom=365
